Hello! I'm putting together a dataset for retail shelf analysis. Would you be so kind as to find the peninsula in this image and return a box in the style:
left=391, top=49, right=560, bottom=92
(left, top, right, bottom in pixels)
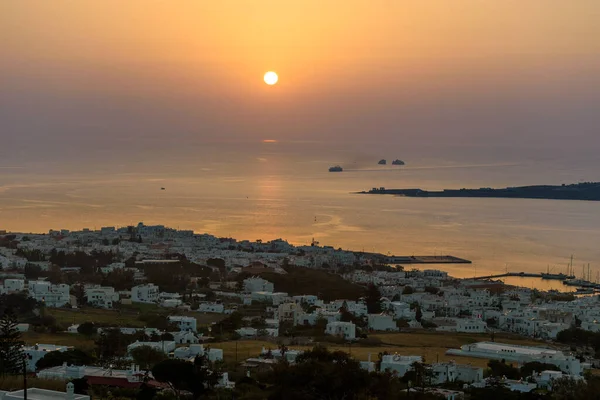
left=359, top=182, right=600, bottom=201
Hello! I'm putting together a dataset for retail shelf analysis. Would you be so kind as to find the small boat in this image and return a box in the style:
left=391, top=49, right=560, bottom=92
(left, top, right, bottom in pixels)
left=329, top=166, right=343, bottom=172
left=161, top=187, right=165, bottom=190
left=392, top=159, right=405, bottom=165
left=378, top=159, right=387, bottom=165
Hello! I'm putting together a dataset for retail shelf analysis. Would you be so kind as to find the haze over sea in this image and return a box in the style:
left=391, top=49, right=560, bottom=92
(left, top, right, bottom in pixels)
left=2, top=139, right=600, bottom=289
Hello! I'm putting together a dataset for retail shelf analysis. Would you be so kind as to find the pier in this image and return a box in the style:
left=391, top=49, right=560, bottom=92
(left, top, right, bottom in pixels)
left=471, top=272, right=576, bottom=280
left=384, top=255, right=472, bottom=265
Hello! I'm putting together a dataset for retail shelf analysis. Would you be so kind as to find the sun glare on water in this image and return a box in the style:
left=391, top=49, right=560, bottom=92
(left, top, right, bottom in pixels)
left=264, top=71, right=278, bottom=85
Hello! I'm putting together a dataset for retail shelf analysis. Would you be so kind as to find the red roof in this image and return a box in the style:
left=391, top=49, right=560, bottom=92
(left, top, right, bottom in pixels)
left=85, top=376, right=142, bottom=388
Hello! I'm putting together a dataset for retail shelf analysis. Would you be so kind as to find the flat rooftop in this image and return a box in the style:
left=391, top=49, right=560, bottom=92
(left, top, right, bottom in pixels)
left=468, top=342, right=560, bottom=356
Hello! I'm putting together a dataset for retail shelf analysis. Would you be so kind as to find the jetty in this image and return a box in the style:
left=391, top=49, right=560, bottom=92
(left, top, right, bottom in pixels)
left=383, top=255, right=472, bottom=265
left=471, top=272, right=576, bottom=280
left=359, top=182, right=600, bottom=201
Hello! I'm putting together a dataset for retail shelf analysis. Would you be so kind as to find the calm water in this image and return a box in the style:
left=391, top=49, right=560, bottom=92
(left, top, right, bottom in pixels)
left=1, top=140, right=600, bottom=288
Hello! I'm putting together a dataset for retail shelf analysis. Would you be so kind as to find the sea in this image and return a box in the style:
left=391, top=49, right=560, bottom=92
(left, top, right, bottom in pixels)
left=2, top=139, right=600, bottom=291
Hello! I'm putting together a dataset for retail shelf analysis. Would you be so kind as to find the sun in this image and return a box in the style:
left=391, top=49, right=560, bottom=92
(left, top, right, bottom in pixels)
left=264, top=71, right=278, bottom=85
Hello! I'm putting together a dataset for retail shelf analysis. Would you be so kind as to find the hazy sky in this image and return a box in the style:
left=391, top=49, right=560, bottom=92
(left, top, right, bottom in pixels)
left=2, top=0, right=600, bottom=162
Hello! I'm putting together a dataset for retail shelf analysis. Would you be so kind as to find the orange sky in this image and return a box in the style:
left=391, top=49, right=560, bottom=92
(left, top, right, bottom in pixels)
left=2, top=1, right=600, bottom=149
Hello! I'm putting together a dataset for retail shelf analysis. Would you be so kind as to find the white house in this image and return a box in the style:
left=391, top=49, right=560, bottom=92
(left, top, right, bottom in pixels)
left=0, top=382, right=90, bottom=400
left=431, top=362, right=483, bottom=384
left=100, top=262, right=126, bottom=274
left=325, top=321, right=356, bottom=340
left=447, top=342, right=582, bottom=376
left=173, top=344, right=224, bottom=362
left=2, top=279, right=25, bottom=293
left=198, top=303, right=225, bottom=313
left=161, top=299, right=183, bottom=308
left=236, top=327, right=258, bottom=338
left=84, top=286, right=119, bottom=309
left=380, top=355, right=422, bottom=377
left=23, top=344, right=72, bottom=372
left=172, top=331, right=199, bottom=344
left=127, top=340, right=176, bottom=354
left=388, top=302, right=414, bottom=320
left=168, top=316, right=197, bottom=332
left=251, top=291, right=288, bottom=305
left=277, top=302, right=300, bottom=322
left=243, top=277, right=274, bottom=293
left=456, top=319, right=487, bottom=333
left=260, top=347, right=303, bottom=363
left=131, top=284, right=159, bottom=303
left=28, top=281, right=70, bottom=308
left=368, top=314, right=399, bottom=332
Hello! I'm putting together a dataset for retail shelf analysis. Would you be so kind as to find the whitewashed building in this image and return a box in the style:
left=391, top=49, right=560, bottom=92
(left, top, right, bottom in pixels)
left=387, top=301, right=414, bottom=319
left=325, top=321, right=356, bottom=340
left=0, top=382, right=90, bottom=400
left=174, top=344, right=224, bottom=362
left=456, top=319, right=487, bottom=333
left=131, top=283, right=159, bottom=303
left=368, top=314, right=399, bottom=332
left=28, top=281, right=70, bottom=308
left=198, top=303, right=225, bottom=313
left=2, top=279, right=26, bottom=293
left=277, top=302, right=300, bottom=322
left=127, top=340, right=176, bottom=354
left=446, top=342, right=582, bottom=376
left=251, top=291, right=288, bottom=305
left=168, top=316, right=197, bottom=332
left=23, top=344, right=72, bottom=371
left=431, top=362, right=483, bottom=384
left=243, top=277, right=274, bottom=293
left=172, top=331, right=199, bottom=344
left=84, top=286, right=119, bottom=309
left=380, top=355, right=422, bottom=376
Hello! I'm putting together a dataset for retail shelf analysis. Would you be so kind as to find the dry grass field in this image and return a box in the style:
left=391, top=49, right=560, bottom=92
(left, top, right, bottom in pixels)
left=46, top=307, right=227, bottom=330
left=212, top=331, right=548, bottom=369
left=24, top=319, right=549, bottom=371
left=22, top=331, right=96, bottom=352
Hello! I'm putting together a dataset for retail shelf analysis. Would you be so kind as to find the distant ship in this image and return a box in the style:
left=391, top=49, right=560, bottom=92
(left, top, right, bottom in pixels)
left=392, top=159, right=405, bottom=165
left=378, top=159, right=387, bottom=165
left=329, top=166, right=343, bottom=172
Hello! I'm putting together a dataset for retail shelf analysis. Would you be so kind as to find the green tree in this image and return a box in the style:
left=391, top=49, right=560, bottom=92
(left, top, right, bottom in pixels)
left=0, top=309, right=24, bottom=375
left=520, top=361, right=559, bottom=378
left=415, top=306, right=423, bottom=322
left=36, top=349, right=95, bottom=370
left=24, top=264, right=43, bottom=280
left=365, top=284, right=382, bottom=314
left=402, top=286, right=414, bottom=295
left=266, top=345, right=371, bottom=400
left=550, top=376, right=589, bottom=400
left=486, top=359, right=521, bottom=380
left=77, top=322, right=97, bottom=336
left=152, top=356, right=221, bottom=399
left=95, top=329, right=132, bottom=360
left=0, top=293, right=39, bottom=318
left=130, top=345, right=167, bottom=370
